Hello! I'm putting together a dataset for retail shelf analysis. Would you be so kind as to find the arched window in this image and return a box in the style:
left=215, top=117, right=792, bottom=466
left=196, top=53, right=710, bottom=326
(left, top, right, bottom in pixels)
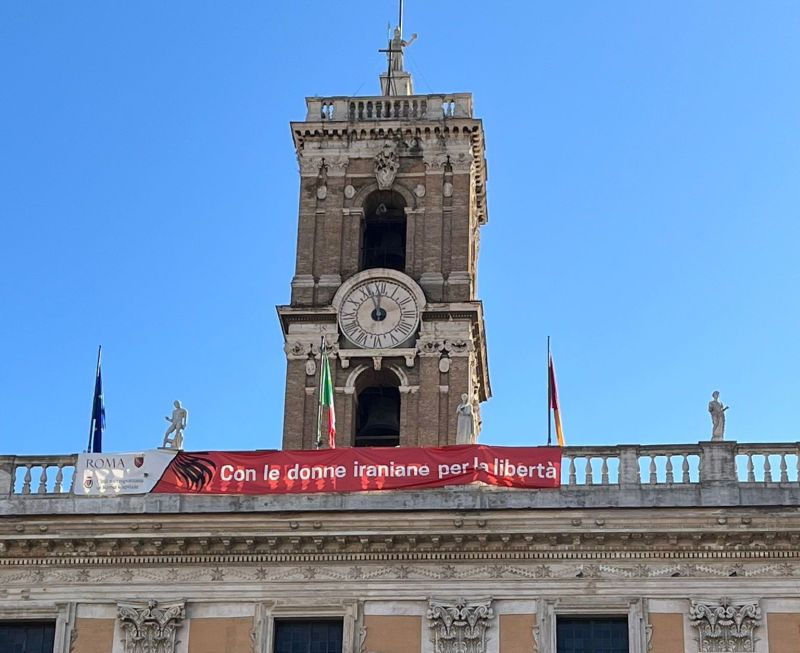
left=354, top=368, right=400, bottom=447
left=361, top=190, right=406, bottom=272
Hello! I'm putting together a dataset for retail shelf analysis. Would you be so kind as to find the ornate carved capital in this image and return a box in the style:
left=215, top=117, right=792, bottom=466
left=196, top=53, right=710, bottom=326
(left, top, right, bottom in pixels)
left=424, top=153, right=450, bottom=172
left=444, top=339, right=474, bottom=356
left=284, top=341, right=312, bottom=360
left=689, top=598, right=761, bottom=652
left=117, top=600, right=185, bottom=653
left=427, top=598, right=494, bottom=653
left=298, top=155, right=348, bottom=177
left=416, top=337, right=445, bottom=357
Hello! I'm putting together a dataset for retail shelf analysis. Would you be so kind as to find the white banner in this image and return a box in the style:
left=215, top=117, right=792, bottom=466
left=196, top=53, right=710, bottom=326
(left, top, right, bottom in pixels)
left=74, top=449, right=177, bottom=495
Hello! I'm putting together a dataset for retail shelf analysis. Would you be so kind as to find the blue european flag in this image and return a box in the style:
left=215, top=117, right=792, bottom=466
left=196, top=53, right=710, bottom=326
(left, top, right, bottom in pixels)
left=88, top=346, right=105, bottom=453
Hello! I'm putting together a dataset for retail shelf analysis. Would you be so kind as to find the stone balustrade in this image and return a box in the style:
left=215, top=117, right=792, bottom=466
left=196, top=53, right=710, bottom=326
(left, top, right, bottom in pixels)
left=305, top=93, right=473, bottom=122
left=2, top=442, right=798, bottom=500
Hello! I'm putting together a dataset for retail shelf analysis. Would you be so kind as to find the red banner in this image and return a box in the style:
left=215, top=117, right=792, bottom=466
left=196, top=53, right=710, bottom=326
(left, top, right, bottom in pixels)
left=152, top=445, right=561, bottom=495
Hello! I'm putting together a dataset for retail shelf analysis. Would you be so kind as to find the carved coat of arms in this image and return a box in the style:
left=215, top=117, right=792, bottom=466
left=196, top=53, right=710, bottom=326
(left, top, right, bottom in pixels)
left=374, top=144, right=399, bottom=190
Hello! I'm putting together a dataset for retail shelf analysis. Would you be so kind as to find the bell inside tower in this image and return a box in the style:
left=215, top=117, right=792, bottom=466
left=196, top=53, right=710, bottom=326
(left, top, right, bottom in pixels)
left=361, top=190, right=406, bottom=271
left=354, top=369, right=401, bottom=447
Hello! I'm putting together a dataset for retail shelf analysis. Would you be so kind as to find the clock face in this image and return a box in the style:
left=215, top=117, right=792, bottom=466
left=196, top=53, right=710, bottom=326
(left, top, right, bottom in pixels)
left=338, top=277, right=420, bottom=348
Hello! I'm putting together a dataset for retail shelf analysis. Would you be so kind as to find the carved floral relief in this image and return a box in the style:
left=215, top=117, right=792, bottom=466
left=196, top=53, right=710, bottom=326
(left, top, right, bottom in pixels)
left=427, top=598, right=494, bottom=653
left=117, top=600, right=185, bottom=653
left=689, top=598, right=761, bottom=652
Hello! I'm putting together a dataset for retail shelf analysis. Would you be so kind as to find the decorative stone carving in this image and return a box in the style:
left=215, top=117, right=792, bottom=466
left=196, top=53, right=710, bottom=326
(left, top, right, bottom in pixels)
left=414, top=184, right=426, bottom=197
left=117, top=600, right=185, bottom=653
left=689, top=598, right=761, bottom=652
left=285, top=341, right=312, bottom=360
left=417, top=337, right=445, bottom=357
left=344, top=184, right=356, bottom=199
left=443, top=181, right=454, bottom=197
left=444, top=339, right=473, bottom=356
left=423, top=153, right=450, bottom=171
left=427, top=598, right=494, bottom=653
left=305, top=358, right=316, bottom=376
left=316, top=185, right=327, bottom=200
left=438, top=357, right=451, bottom=373
left=374, top=143, right=399, bottom=190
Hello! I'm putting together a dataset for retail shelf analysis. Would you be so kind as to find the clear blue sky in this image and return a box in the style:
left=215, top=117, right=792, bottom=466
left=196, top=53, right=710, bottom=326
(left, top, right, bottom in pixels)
left=2, top=2, right=799, bottom=455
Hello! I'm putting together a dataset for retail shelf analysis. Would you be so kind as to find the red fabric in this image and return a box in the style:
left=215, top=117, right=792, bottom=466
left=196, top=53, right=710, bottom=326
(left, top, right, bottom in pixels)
left=152, top=444, right=562, bottom=495
left=549, top=353, right=560, bottom=412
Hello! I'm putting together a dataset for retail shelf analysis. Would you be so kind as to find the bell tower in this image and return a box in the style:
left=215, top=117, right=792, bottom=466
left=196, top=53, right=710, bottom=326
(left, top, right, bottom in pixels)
left=277, top=24, right=491, bottom=450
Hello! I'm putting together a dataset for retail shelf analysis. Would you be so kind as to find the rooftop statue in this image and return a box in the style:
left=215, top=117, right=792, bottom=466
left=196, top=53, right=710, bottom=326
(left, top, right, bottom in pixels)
left=708, top=390, right=728, bottom=441
left=389, top=26, right=417, bottom=73
left=163, top=400, right=188, bottom=449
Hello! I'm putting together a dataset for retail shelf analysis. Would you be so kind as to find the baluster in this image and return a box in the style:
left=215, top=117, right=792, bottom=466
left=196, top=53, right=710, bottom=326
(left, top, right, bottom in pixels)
left=54, top=464, right=64, bottom=493
left=22, top=465, right=32, bottom=494
left=601, top=457, right=609, bottom=486
left=568, top=458, right=577, bottom=486
left=649, top=456, right=657, bottom=484
left=682, top=456, right=690, bottom=484
left=796, top=451, right=800, bottom=483
left=665, top=457, right=674, bottom=484
left=780, top=454, right=789, bottom=483
left=764, top=456, right=773, bottom=483
left=747, top=454, right=755, bottom=482
left=585, top=458, right=594, bottom=485
left=421, top=100, right=427, bottom=117
left=37, top=465, right=49, bottom=493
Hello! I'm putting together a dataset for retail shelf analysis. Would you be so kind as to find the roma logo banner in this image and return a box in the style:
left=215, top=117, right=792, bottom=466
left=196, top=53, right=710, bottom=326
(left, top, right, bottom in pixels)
left=152, top=444, right=561, bottom=495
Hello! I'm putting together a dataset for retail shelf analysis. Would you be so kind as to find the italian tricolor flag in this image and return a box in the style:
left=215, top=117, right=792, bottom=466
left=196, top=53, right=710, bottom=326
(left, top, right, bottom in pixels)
left=318, top=349, right=336, bottom=449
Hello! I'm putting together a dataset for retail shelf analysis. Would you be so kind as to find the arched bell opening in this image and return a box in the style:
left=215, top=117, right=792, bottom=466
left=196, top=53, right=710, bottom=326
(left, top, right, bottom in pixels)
left=360, top=190, right=407, bottom=272
left=353, top=368, right=401, bottom=447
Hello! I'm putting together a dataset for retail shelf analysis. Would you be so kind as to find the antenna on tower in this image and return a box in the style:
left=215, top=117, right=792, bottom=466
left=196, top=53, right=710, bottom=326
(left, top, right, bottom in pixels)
left=399, top=0, right=404, bottom=38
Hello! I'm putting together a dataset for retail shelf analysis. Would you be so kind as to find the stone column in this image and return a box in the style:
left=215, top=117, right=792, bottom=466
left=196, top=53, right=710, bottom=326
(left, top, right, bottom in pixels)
left=699, top=440, right=739, bottom=505
left=416, top=352, right=441, bottom=448
left=281, top=356, right=310, bottom=451
left=446, top=154, right=474, bottom=302
left=0, top=456, right=14, bottom=497
left=338, top=387, right=355, bottom=448
left=421, top=154, right=445, bottom=300
left=399, top=385, right=419, bottom=447
left=341, top=208, right=363, bottom=281
left=291, top=176, right=319, bottom=306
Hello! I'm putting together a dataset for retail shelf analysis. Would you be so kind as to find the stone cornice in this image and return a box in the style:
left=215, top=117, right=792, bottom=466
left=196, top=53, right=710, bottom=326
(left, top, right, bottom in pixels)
left=2, top=507, right=800, bottom=565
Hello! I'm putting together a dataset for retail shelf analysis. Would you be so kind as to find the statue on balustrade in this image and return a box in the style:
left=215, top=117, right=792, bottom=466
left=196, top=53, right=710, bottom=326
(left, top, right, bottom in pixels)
left=162, top=400, right=188, bottom=449
left=708, top=391, right=728, bottom=441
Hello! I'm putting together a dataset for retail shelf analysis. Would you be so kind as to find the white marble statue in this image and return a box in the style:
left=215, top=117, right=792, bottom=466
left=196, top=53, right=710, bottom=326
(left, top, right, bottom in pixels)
left=708, top=391, right=728, bottom=441
left=456, top=393, right=475, bottom=444
left=389, top=26, right=417, bottom=72
left=163, top=400, right=188, bottom=449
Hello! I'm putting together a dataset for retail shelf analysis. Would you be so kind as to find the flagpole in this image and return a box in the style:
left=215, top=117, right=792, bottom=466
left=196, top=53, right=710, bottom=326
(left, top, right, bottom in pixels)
left=87, top=345, right=102, bottom=453
left=547, top=336, right=552, bottom=446
left=315, top=337, right=325, bottom=449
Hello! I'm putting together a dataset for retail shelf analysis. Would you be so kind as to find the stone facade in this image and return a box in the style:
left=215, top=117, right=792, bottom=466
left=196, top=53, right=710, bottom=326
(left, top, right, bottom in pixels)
left=2, top=468, right=800, bottom=652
